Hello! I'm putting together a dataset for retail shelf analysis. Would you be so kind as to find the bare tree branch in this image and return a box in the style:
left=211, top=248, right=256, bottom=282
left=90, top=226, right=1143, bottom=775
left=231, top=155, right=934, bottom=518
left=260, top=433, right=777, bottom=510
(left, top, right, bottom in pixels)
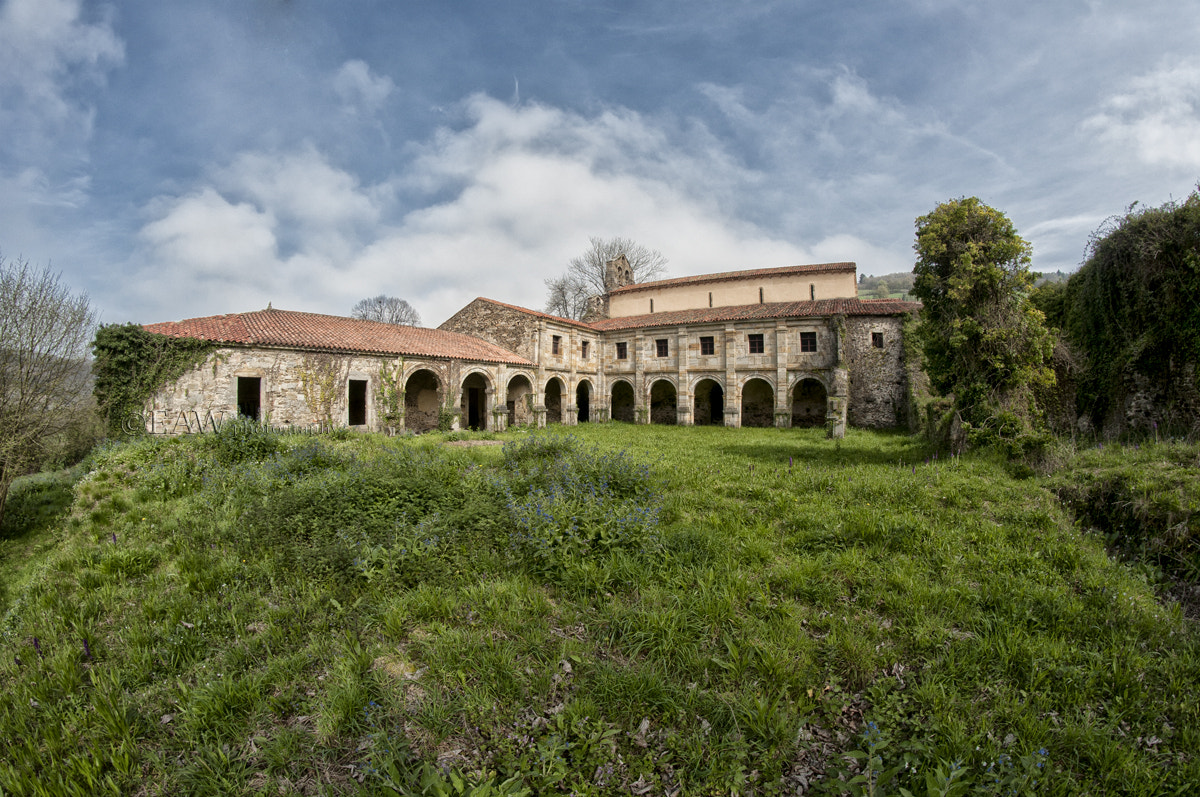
left=544, top=236, right=668, bottom=320
left=351, top=295, right=422, bottom=326
left=0, top=254, right=96, bottom=524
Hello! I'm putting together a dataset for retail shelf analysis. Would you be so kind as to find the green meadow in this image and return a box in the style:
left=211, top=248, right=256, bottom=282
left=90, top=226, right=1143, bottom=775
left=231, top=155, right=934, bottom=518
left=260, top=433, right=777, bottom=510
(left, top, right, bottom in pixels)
left=1, top=422, right=1197, bottom=796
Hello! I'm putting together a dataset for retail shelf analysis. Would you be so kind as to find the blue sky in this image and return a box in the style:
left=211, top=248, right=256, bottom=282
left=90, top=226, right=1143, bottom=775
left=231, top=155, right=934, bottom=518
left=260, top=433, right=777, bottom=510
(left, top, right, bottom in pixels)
left=2, top=0, right=1198, bottom=327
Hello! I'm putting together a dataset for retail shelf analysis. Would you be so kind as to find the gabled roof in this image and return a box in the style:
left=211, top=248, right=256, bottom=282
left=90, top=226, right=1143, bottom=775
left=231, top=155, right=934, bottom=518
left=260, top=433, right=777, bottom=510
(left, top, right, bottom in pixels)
left=143, top=308, right=533, bottom=365
left=453, top=297, right=599, bottom=331
left=589, top=298, right=921, bottom=331
left=609, top=262, right=857, bottom=295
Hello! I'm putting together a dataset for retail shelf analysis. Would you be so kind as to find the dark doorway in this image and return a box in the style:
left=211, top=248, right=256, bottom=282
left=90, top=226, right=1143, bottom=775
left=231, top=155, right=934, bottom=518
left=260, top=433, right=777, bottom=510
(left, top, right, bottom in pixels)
left=611, top=381, right=635, bottom=423
left=649, top=380, right=678, bottom=425
left=237, top=377, right=261, bottom=420
left=576, top=381, right=591, bottom=423
left=694, top=379, right=724, bottom=425
left=462, top=373, right=490, bottom=430
left=741, top=378, right=774, bottom=428
left=792, top=378, right=827, bottom=428
left=467, top=388, right=483, bottom=429
left=545, top=379, right=563, bottom=423
left=348, top=379, right=367, bottom=425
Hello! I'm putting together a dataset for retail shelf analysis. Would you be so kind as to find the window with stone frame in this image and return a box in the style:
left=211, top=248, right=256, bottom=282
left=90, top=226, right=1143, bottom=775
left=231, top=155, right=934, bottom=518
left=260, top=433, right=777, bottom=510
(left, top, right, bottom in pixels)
left=552, top=335, right=561, bottom=355
left=616, top=342, right=628, bottom=360
left=800, top=331, right=817, bottom=353
left=656, top=338, right=669, bottom=357
left=871, top=332, right=884, bottom=349
left=748, top=333, right=764, bottom=354
left=700, top=336, right=715, bottom=356
left=581, top=340, right=590, bottom=359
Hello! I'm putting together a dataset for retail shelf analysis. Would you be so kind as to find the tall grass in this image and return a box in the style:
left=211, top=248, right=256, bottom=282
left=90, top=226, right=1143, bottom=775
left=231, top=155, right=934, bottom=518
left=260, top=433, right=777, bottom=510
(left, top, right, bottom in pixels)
left=1, top=423, right=1197, bottom=795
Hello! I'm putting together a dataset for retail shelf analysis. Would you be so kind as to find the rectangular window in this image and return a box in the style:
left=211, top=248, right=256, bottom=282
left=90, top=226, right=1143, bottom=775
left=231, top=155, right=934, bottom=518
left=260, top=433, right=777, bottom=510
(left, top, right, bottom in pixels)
left=237, top=376, right=261, bottom=420
left=800, top=331, right=817, bottom=353
left=708, top=291, right=713, bottom=308
left=810, top=284, right=816, bottom=300
left=656, top=339, right=669, bottom=357
left=700, top=336, right=715, bottom=356
left=871, top=332, right=884, bottom=349
left=552, top=335, right=561, bottom=355
left=348, top=379, right=367, bottom=425
left=616, top=342, right=628, bottom=360
left=748, top=333, right=764, bottom=354
left=581, top=340, right=590, bottom=359
left=650, top=299, right=655, bottom=313
left=759, top=287, right=764, bottom=304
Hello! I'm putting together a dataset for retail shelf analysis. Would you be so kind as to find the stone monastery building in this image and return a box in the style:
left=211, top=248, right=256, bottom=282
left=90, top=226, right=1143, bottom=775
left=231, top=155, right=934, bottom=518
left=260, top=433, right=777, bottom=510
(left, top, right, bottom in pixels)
left=142, top=259, right=920, bottom=437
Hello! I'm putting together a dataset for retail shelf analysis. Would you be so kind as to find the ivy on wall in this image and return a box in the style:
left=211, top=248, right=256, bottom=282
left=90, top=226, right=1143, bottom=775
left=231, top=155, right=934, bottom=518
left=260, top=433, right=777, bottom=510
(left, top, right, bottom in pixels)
left=298, top=353, right=346, bottom=430
left=92, top=324, right=216, bottom=437
left=375, top=358, right=404, bottom=428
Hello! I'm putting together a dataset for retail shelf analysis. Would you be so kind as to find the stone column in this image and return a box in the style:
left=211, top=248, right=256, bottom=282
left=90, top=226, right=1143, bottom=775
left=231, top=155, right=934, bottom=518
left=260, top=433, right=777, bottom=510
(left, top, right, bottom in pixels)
left=723, top=326, right=741, bottom=427
left=774, top=321, right=791, bottom=428
left=534, top=322, right=547, bottom=428
left=634, top=332, right=648, bottom=424
left=676, top=325, right=692, bottom=426
left=827, top=315, right=849, bottom=439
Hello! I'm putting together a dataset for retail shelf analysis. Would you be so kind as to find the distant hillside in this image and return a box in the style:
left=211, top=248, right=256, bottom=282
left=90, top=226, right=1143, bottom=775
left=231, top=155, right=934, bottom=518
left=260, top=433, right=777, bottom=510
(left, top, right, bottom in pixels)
left=857, top=271, right=914, bottom=299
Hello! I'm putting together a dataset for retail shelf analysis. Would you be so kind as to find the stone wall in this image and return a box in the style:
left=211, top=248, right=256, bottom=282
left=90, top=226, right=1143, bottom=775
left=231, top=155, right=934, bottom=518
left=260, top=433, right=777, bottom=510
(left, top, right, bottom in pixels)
left=440, top=300, right=540, bottom=360
left=144, top=346, right=520, bottom=435
left=844, top=316, right=910, bottom=428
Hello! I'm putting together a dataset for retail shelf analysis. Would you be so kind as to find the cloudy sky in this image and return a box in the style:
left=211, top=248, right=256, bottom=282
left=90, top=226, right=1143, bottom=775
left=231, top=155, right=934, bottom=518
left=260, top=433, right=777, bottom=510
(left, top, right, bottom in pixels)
left=2, top=0, right=1198, bottom=327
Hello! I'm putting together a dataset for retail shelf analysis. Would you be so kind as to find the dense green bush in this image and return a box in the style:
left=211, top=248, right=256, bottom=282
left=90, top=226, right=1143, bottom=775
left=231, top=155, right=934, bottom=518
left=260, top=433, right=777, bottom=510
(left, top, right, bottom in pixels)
left=1062, top=191, right=1200, bottom=433
left=495, top=434, right=663, bottom=575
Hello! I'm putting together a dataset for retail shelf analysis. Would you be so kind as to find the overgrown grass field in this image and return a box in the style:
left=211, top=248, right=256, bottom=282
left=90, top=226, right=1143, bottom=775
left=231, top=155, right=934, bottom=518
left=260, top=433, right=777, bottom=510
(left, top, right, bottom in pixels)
left=1, top=423, right=1197, bottom=795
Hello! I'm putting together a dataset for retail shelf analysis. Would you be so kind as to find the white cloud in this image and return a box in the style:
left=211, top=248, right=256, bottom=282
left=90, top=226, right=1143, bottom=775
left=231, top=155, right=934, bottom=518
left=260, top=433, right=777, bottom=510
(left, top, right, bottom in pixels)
left=1084, top=58, right=1200, bottom=169
left=0, top=0, right=123, bottom=161
left=332, top=59, right=394, bottom=114
left=140, top=188, right=277, bottom=282
left=133, top=94, right=833, bottom=324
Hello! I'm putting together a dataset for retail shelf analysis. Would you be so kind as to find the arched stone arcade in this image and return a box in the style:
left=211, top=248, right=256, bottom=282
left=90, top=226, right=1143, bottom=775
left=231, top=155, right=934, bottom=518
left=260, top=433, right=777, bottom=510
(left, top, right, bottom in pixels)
left=649, top=378, right=678, bottom=425
left=740, top=377, right=775, bottom=428
left=693, top=377, right=724, bottom=426
left=792, top=377, right=827, bottom=428
left=404, top=369, right=442, bottom=433
left=460, top=371, right=491, bottom=430
left=610, top=379, right=635, bottom=423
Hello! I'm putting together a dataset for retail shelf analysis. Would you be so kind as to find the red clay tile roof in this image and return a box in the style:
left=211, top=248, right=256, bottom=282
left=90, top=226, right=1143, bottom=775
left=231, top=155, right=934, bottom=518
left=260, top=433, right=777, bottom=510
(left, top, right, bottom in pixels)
left=143, top=308, right=533, bottom=365
left=453, top=297, right=599, bottom=331
left=609, top=262, right=858, bottom=294
left=589, top=298, right=921, bottom=331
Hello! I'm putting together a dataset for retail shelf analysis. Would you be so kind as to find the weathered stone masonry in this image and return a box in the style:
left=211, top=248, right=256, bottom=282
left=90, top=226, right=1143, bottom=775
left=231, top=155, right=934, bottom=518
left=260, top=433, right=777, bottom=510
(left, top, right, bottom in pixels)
left=143, top=262, right=920, bottom=437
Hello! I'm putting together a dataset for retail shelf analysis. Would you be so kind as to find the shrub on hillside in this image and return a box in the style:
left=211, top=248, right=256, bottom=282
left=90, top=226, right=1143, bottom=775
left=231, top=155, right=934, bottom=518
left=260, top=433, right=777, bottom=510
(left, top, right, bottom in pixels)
left=496, top=434, right=663, bottom=574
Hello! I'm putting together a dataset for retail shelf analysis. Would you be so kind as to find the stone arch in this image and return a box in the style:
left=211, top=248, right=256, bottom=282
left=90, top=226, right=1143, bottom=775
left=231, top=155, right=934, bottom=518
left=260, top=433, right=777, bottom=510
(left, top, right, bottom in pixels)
left=545, top=376, right=565, bottom=424
left=740, top=376, right=775, bottom=428
left=575, top=378, right=592, bottom=423
left=506, top=373, right=534, bottom=427
left=610, top=378, right=635, bottom=423
left=460, top=371, right=491, bottom=430
left=649, top=378, right=678, bottom=425
left=792, top=377, right=827, bottom=428
left=693, top=377, right=725, bottom=426
left=404, top=368, right=442, bottom=433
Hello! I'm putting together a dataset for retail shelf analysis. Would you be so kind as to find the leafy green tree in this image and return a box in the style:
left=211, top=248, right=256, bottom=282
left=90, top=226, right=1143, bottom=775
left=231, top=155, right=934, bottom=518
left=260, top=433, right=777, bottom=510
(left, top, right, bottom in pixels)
left=911, top=198, right=1055, bottom=449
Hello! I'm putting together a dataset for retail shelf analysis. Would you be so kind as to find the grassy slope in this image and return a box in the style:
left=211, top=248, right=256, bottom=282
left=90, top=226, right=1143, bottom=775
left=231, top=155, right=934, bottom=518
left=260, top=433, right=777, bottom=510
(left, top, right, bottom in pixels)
left=1, top=426, right=1197, bottom=796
